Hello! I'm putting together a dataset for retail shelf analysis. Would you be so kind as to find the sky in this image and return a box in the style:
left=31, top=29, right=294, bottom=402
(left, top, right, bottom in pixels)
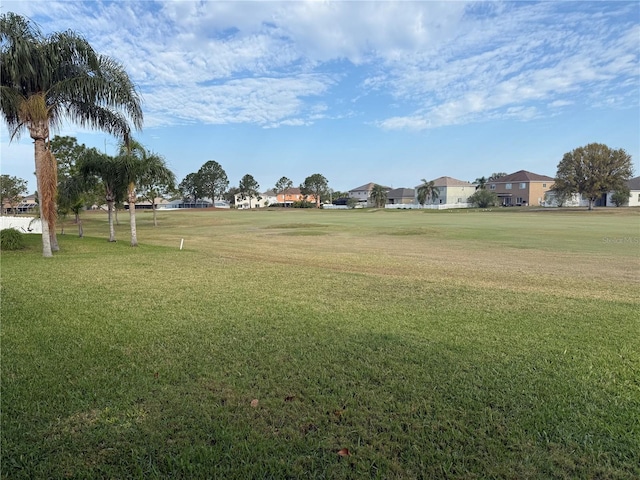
left=1, top=0, right=639, bottom=194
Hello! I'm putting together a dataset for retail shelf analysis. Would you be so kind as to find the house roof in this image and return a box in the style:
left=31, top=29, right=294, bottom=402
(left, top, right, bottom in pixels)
left=626, top=176, right=640, bottom=191
left=349, top=182, right=390, bottom=192
left=418, top=176, right=473, bottom=188
left=491, top=170, right=554, bottom=183
left=387, top=188, right=415, bottom=198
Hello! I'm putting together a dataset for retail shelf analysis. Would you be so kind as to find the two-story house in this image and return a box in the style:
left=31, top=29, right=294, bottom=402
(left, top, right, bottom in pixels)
left=415, top=177, right=476, bottom=206
left=348, top=183, right=391, bottom=207
left=488, top=170, right=554, bottom=206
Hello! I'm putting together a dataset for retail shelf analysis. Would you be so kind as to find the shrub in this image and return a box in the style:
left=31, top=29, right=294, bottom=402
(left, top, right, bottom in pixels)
left=0, top=228, right=25, bottom=250
left=468, top=189, right=499, bottom=208
left=611, top=188, right=630, bottom=207
left=291, top=200, right=315, bottom=208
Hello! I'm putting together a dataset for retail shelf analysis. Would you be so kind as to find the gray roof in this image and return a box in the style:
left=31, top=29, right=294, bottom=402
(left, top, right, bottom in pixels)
left=626, top=176, right=640, bottom=191
left=350, top=182, right=391, bottom=192
left=387, top=188, right=415, bottom=199
left=418, top=176, right=473, bottom=188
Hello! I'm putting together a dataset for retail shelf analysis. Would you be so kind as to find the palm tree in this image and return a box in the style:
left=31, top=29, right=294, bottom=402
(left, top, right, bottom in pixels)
left=137, top=154, right=176, bottom=227
left=78, top=148, right=127, bottom=242
left=474, top=176, right=487, bottom=190
left=417, top=179, right=440, bottom=206
left=0, top=13, right=142, bottom=257
left=370, top=184, right=388, bottom=208
left=118, top=140, right=175, bottom=244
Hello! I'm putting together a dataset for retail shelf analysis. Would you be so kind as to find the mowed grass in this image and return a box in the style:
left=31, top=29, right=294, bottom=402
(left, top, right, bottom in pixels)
left=1, top=207, right=639, bottom=479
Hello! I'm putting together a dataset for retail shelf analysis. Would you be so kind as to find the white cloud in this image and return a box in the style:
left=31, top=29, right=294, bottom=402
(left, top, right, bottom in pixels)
left=2, top=0, right=638, bottom=134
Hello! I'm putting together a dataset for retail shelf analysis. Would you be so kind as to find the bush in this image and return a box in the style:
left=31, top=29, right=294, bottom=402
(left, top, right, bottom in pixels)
left=468, top=189, right=499, bottom=208
left=611, top=189, right=630, bottom=207
left=0, top=228, right=26, bottom=250
left=291, top=200, right=315, bottom=208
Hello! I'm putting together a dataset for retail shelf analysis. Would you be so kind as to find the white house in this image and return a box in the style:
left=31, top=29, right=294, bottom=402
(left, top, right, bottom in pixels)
left=607, top=176, right=640, bottom=206
left=234, top=190, right=277, bottom=209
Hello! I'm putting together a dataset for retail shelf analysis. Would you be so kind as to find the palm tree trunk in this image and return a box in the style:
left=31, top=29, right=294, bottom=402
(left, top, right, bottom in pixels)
left=129, top=185, right=138, bottom=247
left=50, top=229, right=59, bottom=251
left=107, top=200, right=116, bottom=242
left=33, top=135, right=53, bottom=257
left=129, top=202, right=138, bottom=246
left=152, top=201, right=158, bottom=227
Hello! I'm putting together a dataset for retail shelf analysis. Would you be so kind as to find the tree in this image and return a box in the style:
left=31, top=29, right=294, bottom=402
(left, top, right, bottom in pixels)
left=416, top=179, right=439, bottom=206
left=0, top=174, right=28, bottom=215
left=197, top=161, right=228, bottom=206
left=51, top=136, right=98, bottom=236
left=117, top=139, right=173, bottom=246
left=224, top=186, right=240, bottom=207
left=489, top=172, right=508, bottom=181
left=274, top=176, right=293, bottom=207
left=300, top=173, right=328, bottom=208
left=554, top=143, right=633, bottom=210
left=474, top=176, right=487, bottom=190
left=611, top=187, right=631, bottom=207
left=137, top=153, right=176, bottom=227
left=179, top=173, right=202, bottom=205
left=468, top=189, right=498, bottom=208
left=79, top=148, right=127, bottom=242
left=1, top=13, right=143, bottom=257
left=238, top=174, right=260, bottom=208
left=370, top=184, right=388, bottom=208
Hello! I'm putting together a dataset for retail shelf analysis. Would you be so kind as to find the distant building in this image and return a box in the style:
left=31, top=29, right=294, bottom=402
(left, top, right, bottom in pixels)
left=487, top=170, right=554, bottom=206
left=348, top=183, right=391, bottom=207
left=415, top=177, right=475, bottom=206
left=387, top=188, right=415, bottom=205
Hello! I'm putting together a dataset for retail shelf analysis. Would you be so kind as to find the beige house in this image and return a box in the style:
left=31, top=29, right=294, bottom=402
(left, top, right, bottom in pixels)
left=415, top=176, right=476, bottom=206
left=488, top=170, right=554, bottom=206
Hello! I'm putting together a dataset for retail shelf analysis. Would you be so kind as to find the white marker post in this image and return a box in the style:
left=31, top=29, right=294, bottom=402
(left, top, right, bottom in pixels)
left=180, top=238, right=184, bottom=250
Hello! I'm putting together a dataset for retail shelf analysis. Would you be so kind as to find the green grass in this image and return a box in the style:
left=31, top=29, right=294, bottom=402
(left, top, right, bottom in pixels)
left=2, top=208, right=639, bottom=478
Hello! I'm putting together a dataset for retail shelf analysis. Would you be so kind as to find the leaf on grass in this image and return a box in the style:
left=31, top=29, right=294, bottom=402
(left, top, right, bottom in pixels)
left=250, top=399, right=259, bottom=408
left=337, top=448, right=350, bottom=456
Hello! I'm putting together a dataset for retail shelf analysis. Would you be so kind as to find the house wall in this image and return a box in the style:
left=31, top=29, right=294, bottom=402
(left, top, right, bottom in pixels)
left=490, top=181, right=552, bottom=206
left=276, top=192, right=316, bottom=205
left=418, top=186, right=475, bottom=205
left=605, top=189, right=640, bottom=207
left=349, top=189, right=371, bottom=205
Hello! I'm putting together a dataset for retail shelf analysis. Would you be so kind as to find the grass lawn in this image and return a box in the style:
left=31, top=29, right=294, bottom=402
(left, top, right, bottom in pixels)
left=2, top=207, right=639, bottom=479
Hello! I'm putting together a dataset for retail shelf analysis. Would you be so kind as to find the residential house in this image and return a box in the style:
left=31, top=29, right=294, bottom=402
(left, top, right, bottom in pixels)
left=274, top=187, right=316, bottom=206
left=625, top=176, right=640, bottom=207
left=2, top=193, right=38, bottom=214
left=488, top=170, right=554, bottom=206
left=387, top=188, right=415, bottom=205
left=349, top=183, right=391, bottom=207
left=605, top=176, right=640, bottom=207
left=415, top=177, right=475, bottom=206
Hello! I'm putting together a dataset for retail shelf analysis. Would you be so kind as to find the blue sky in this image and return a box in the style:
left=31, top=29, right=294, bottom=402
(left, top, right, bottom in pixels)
left=1, top=0, right=638, bottom=194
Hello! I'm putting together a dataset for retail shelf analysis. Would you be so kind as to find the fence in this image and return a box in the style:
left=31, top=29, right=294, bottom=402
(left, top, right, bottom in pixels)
left=0, top=216, right=42, bottom=233
left=385, top=203, right=472, bottom=210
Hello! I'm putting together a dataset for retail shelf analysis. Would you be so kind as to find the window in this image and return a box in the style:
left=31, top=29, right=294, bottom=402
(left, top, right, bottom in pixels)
left=519, top=183, right=526, bottom=189
left=506, top=183, right=512, bottom=190
left=490, top=184, right=496, bottom=190
left=542, top=183, right=547, bottom=188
